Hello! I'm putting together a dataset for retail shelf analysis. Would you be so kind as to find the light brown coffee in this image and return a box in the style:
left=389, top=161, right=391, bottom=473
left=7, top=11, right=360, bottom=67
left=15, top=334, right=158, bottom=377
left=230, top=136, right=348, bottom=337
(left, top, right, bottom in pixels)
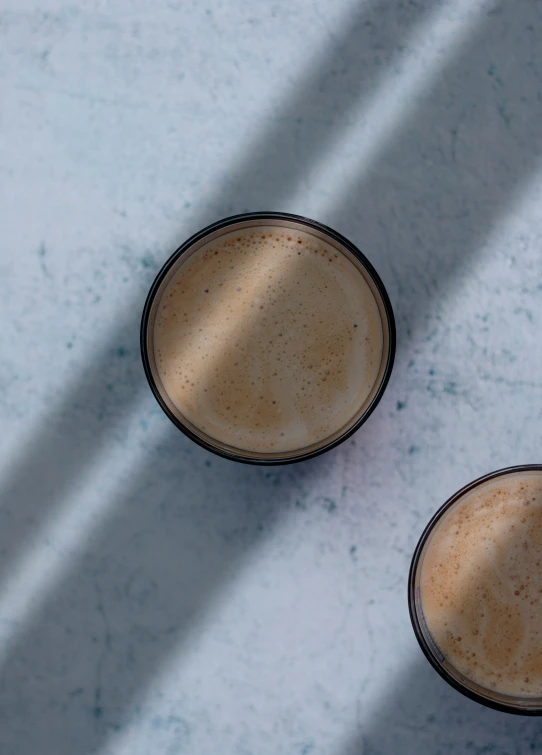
left=420, top=471, right=542, bottom=697
left=153, top=225, right=384, bottom=453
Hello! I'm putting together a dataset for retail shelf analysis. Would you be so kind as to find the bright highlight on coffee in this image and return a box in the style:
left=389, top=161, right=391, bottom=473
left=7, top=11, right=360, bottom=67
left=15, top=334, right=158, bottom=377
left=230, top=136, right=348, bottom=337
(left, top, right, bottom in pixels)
left=412, top=467, right=542, bottom=712
left=154, top=225, right=384, bottom=454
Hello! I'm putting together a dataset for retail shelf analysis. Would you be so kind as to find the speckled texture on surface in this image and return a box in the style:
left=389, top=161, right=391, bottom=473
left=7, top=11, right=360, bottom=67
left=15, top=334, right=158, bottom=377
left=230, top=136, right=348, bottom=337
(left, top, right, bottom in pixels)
left=1, top=0, right=542, bottom=753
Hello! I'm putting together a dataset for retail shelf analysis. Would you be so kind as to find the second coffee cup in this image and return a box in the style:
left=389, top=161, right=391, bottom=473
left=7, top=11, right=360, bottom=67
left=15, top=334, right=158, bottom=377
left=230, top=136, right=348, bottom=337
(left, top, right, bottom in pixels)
left=409, top=465, right=542, bottom=715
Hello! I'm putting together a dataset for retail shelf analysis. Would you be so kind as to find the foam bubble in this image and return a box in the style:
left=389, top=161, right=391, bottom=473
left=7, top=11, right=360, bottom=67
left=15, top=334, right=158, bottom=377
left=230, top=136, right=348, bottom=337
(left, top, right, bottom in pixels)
left=420, top=472, right=542, bottom=697
left=153, top=226, right=384, bottom=453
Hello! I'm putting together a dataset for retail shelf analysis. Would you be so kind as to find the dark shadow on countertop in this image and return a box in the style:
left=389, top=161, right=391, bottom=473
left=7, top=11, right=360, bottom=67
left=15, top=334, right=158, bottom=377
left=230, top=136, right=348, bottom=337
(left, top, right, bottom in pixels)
left=324, top=0, right=542, bottom=358
left=0, top=434, right=332, bottom=753
left=1, top=1, right=542, bottom=753
left=0, top=0, right=433, bottom=590
left=339, top=654, right=542, bottom=755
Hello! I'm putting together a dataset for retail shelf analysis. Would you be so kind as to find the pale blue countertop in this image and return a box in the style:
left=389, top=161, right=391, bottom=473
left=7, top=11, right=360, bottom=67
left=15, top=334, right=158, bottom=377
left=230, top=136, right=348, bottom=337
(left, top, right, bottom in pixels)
left=1, top=0, right=542, bottom=753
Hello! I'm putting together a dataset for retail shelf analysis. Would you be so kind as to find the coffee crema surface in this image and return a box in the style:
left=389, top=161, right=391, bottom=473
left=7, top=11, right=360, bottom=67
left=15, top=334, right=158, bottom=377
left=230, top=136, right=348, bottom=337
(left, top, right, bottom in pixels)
left=420, top=472, right=542, bottom=698
left=154, top=226, right=384, bottom=453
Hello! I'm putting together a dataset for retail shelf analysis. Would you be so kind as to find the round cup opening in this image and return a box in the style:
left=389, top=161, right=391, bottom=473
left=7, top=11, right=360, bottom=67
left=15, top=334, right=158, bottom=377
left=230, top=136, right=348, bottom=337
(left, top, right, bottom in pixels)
left=141, top=212, right=395, bottom=464
left=409, top=465, right=542, bottom=715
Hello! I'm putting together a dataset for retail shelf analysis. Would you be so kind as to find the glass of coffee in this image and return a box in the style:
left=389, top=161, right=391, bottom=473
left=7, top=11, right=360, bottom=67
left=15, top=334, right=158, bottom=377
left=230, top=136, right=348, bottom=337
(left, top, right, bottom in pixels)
left=141, top=212, right=395, bottom=464
left=409, top=465, right=542, bottom=715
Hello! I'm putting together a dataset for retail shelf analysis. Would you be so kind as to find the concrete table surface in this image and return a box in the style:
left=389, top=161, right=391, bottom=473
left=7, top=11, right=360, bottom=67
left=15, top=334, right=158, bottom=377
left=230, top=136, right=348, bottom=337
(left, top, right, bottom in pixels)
left=1, top=0, right=542, bottom=753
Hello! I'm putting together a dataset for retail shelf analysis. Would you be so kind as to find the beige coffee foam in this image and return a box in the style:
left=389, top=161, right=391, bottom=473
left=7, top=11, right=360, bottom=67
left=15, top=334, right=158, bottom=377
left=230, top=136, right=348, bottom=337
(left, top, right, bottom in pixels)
left=154, top=225, right=384, bottom=453
left=420, top=472, right=542, bottom=697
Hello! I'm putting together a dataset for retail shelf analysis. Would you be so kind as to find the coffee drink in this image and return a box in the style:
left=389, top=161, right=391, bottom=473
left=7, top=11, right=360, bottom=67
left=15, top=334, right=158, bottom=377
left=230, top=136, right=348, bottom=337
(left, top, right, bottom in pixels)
left=152, top=224, right=385, bottom=454
left=418, top=470, right=542, bottom=698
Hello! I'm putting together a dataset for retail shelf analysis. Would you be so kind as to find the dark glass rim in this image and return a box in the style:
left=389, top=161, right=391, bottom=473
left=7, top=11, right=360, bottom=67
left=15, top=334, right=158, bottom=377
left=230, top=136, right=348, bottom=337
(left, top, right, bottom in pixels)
left=140, top=211, right=396, bottom=465
left=408, top=464, right=542, bottom=715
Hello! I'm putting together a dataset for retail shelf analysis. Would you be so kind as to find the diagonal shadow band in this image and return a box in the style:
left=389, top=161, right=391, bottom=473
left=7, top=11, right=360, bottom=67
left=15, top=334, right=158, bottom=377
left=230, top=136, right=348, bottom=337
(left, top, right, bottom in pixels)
left=1, top=1, right=542, bottom=754
left=324, top=0, right=542, bottom=350
left=0, top=0, right=433, bottom=587
left=337, top=653, right=542, bottom=755
left=0, top=436, right=334, bottom=754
